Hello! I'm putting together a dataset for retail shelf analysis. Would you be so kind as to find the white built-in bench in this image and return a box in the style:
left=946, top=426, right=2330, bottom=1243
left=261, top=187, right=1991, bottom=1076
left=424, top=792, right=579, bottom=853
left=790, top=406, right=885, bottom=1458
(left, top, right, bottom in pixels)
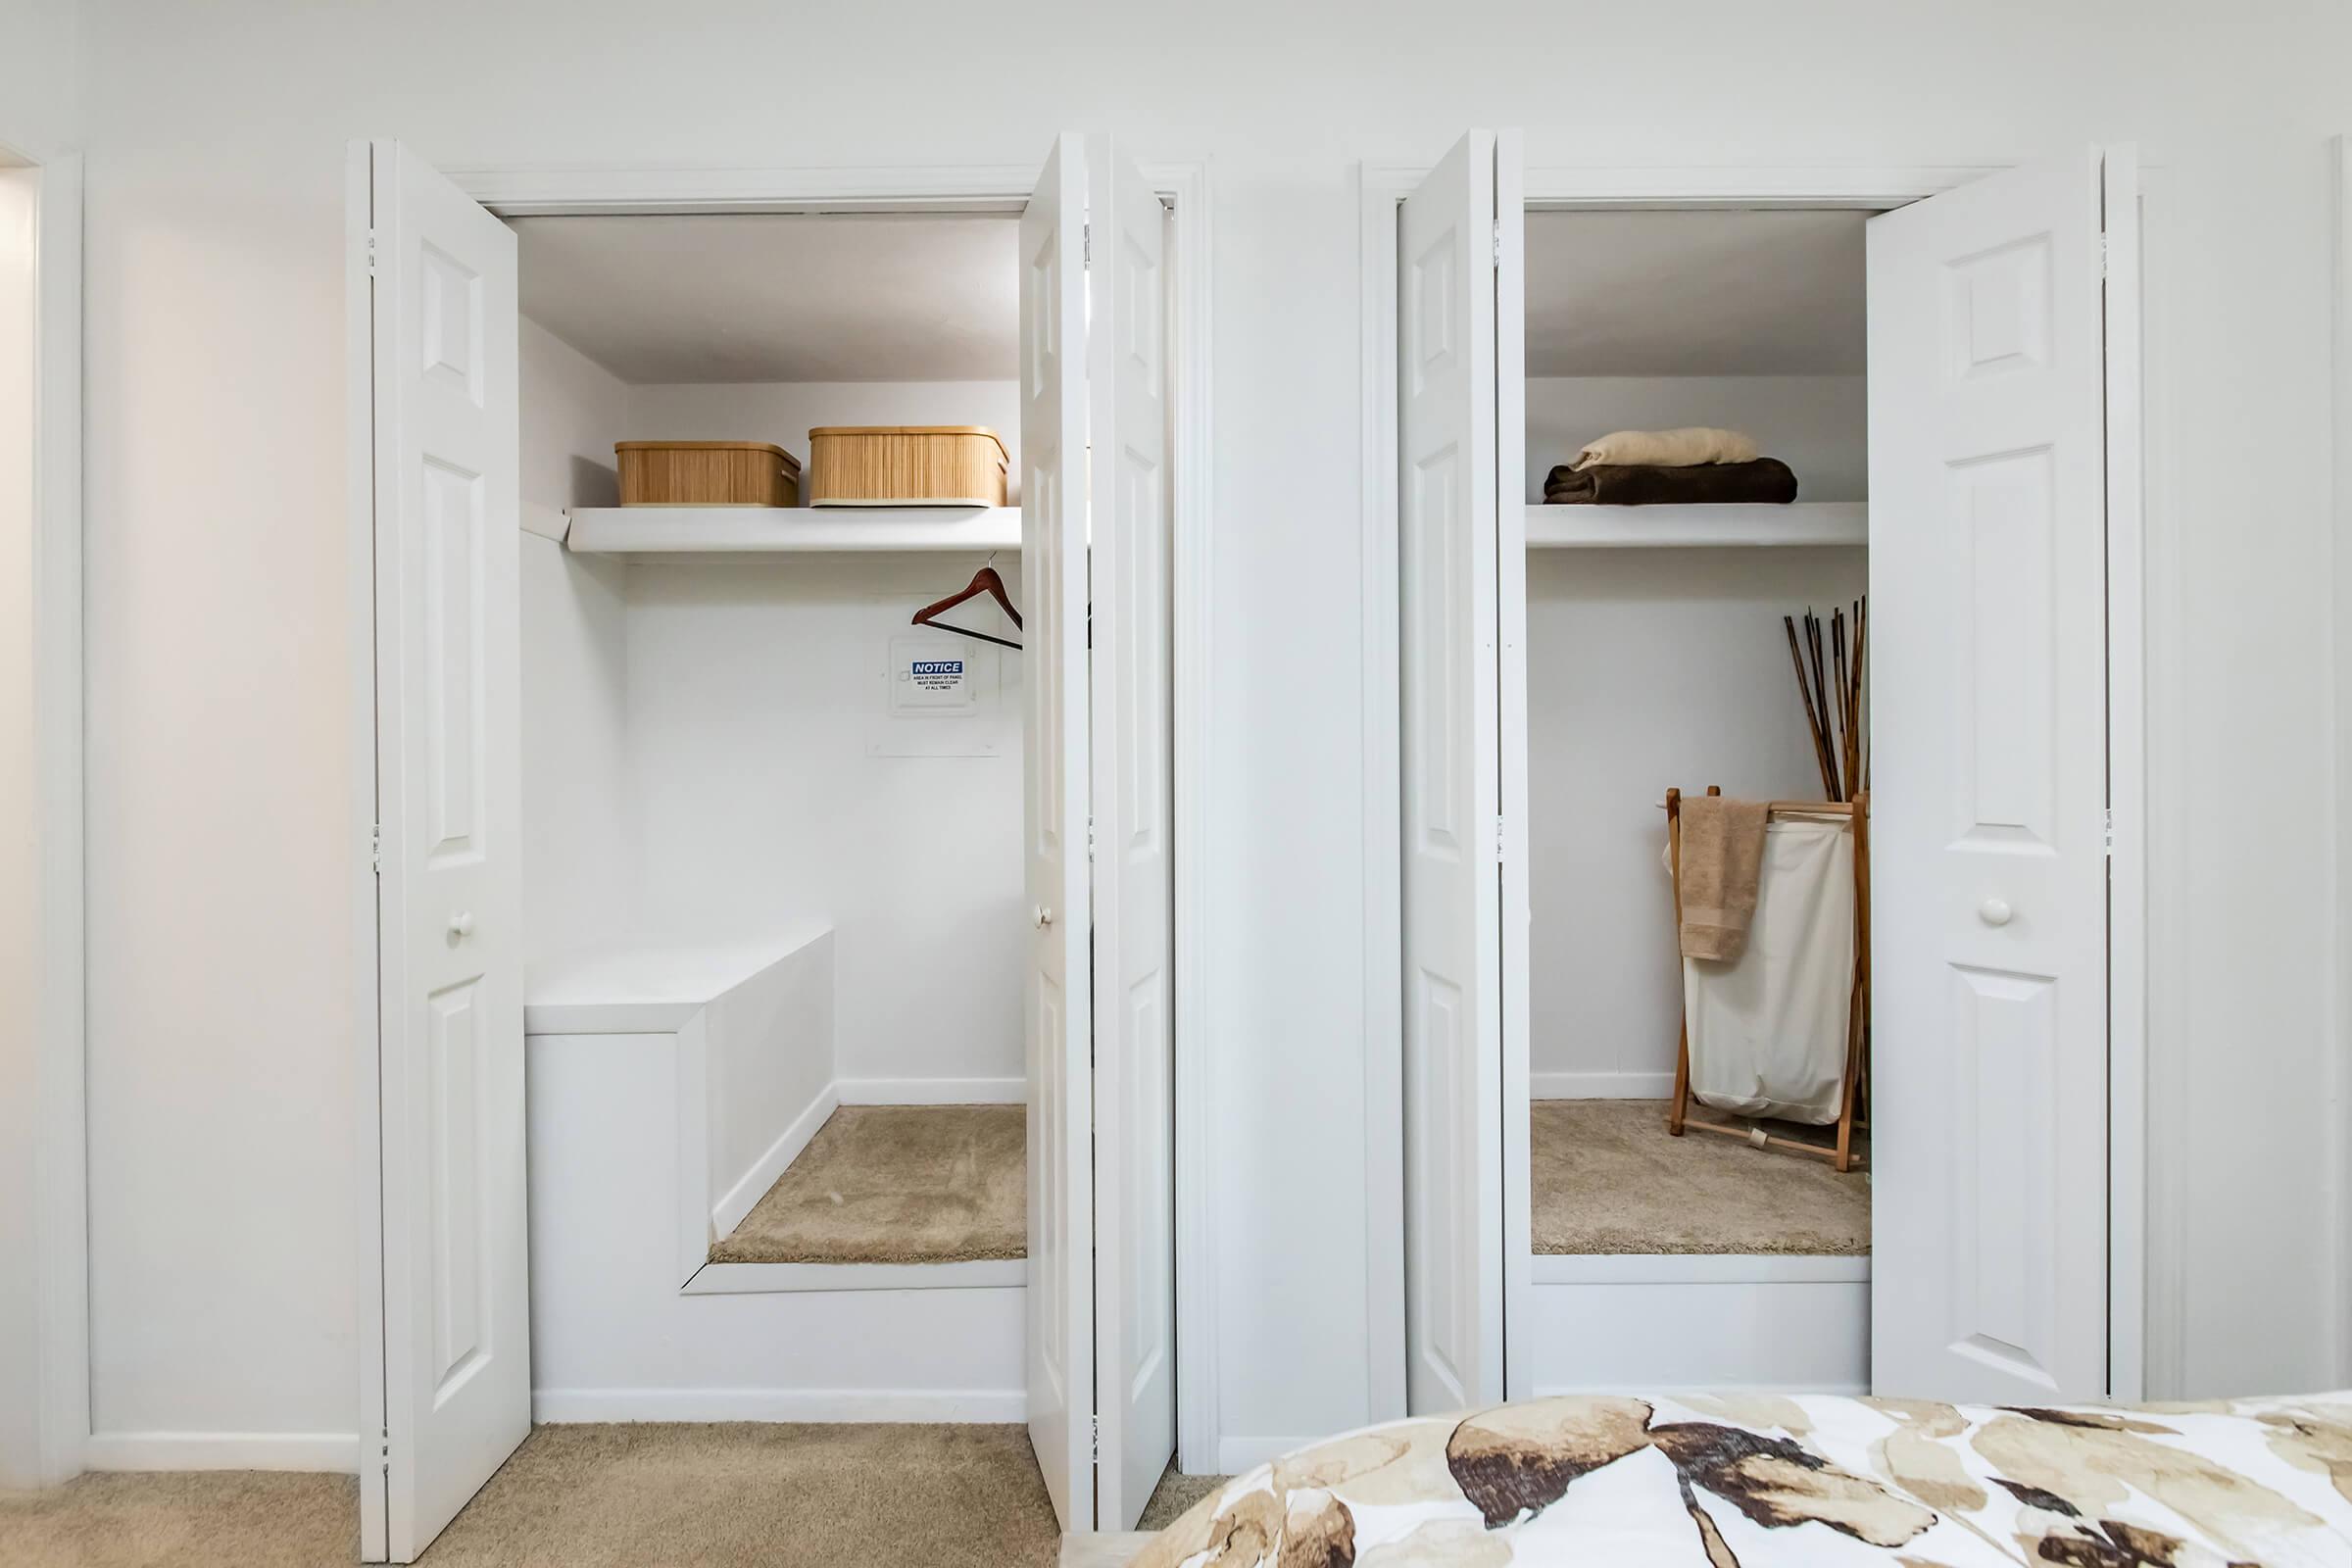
left=524, top=924, right=1024, bottom=1423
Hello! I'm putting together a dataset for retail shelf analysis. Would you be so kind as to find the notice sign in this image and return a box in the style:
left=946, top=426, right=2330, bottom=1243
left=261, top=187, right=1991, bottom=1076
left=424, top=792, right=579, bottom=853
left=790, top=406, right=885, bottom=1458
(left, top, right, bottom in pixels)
left=908, top=658, right=966, bottom=695
left=886, top=634, right=990, bottom=719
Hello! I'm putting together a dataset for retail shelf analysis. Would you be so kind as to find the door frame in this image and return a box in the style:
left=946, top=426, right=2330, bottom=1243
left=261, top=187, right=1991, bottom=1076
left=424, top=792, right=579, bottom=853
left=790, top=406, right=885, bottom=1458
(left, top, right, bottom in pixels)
left=2334, top=131, right=2352, bottom=1389
left=0, top=131, right=87, bottom=1490
left=1358, top=156, right=2150, bottom=1412
left=348, top=156, right=1217, bottom=1556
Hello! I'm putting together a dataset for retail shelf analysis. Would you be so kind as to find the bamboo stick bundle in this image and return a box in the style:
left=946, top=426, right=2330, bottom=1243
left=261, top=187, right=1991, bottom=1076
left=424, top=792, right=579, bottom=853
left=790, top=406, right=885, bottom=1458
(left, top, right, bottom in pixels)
left=1784, top=600, right=1868, bottom=804
left=1784, top=616, right=1839, bottom=799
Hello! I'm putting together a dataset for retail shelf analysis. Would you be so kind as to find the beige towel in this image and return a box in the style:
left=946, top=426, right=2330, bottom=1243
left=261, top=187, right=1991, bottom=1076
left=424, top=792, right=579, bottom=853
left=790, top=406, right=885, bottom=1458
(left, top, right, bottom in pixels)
left=1676, top=796, right=1771, bottom=960
left=1573, top=426, right=1760, bottom=470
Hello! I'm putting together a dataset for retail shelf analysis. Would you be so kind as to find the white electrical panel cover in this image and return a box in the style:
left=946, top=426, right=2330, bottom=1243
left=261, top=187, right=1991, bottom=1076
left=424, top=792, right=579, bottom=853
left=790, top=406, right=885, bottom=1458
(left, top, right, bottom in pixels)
left=870, top=630, right=1004, bottom=756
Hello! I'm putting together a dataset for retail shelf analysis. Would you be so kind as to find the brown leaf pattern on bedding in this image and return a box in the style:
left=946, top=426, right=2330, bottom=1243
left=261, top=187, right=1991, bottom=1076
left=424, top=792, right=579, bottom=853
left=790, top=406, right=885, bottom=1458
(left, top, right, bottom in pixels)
left=1138, top=1393, right=2352, bottom=1566
left=1275, top=1492, right=1356, bottom=1568
left=1445, top=1396, right=1655, bottom=1527
left=1650, top=1422, right=1935, bottom=1547
left=1974, top=1409, right=2327, bottom=1561
left=2259, top=1408, right=2352, bottom=1504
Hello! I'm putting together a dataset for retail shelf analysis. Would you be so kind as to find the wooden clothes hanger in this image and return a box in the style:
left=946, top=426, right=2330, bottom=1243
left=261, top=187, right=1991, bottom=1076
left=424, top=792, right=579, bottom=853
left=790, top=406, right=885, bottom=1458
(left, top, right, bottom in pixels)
left=911, top=558, right=1023, bottom=651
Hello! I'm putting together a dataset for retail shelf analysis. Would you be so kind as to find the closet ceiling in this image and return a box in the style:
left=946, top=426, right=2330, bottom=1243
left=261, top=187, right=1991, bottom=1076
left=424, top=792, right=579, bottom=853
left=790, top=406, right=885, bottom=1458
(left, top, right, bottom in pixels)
left=1525, top=210, right=1867, bottom=377
left=512, top=215, right=1019, bottom=383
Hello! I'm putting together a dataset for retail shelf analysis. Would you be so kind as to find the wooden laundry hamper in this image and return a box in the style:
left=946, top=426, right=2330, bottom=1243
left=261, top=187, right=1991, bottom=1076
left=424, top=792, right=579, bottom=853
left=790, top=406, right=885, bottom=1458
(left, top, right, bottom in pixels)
left=1663, top=786, right=1872, bottom=1172
left=615, top=441, right=800, bottom=507
left=808, top=426, right=1008, bottom=508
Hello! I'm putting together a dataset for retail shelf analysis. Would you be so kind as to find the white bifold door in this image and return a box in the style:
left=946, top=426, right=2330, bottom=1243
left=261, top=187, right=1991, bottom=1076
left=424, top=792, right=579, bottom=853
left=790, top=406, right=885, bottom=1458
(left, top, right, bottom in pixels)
left=355, top=132, right=1174, bottom=1559
left=1400, top=134, right=2135, bottom=1413
left=1398, top=129, right=1511, bottom=1414
left=1023, top=130, right=1176, bottom=1533
left=352, top=140, right=527, bottom=1563
left=1867, top=145, right=2138, bottom=1404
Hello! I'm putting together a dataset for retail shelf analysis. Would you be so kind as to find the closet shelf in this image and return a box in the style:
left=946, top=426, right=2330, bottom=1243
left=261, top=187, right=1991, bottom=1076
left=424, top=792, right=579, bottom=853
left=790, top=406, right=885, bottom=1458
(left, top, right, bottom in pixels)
left=1524, top=501, right=1866, bottom=549
left=564, top=505, right=1021, bottom=559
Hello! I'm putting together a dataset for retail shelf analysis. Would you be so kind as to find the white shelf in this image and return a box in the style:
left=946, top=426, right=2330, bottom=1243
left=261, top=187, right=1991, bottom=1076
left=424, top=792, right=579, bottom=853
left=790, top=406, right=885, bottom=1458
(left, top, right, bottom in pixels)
left=1524, top=501, right=1866, bottom=549
left=564, top=505, right=1021, bottom=559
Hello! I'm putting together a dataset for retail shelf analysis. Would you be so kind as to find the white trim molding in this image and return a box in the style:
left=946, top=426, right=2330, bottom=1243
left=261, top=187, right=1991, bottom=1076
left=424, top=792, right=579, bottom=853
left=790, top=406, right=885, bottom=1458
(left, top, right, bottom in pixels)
left=532, top=1389, right=1025, bottom=1425
left=1357, top=160, right=1412, bottom=1431
left=1528, top=1071, right=1676, bottom=1101
left=1159, top=159, right=1221, bottom=1478
left=1529, top=1252, right=1871, bottom=1287
left=1359, top=149, right=2150, bottom=1409
left=0, top=140, right=88, bottom=1492
left=2333, top=133, right=2352, bottom=1389
left=85, top=1432, right=361, bottom=1475
left=31, top=150, right=88, bottom=1492
left=683, top=1260, right=1025, bottom=1295
left=834, top=1076, right=1024, bottom=1106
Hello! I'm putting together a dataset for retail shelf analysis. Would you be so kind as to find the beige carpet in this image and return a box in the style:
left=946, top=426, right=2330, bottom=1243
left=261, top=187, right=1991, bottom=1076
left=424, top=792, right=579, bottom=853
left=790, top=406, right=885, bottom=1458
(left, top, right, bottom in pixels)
left=1136, top=1464, right=1229, bottom=1532
left=711, top=1103, right=1025, bottom=1265
left=0, top=1423, right=1061, bottom=1567
left=1532, top=1099, right=1869, bottom=1255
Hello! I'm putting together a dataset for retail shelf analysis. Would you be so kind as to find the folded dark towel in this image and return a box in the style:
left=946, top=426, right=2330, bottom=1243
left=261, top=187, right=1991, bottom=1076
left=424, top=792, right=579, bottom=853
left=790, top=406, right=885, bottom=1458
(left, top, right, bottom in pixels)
left=1544, top=458, right=1799, bottom=506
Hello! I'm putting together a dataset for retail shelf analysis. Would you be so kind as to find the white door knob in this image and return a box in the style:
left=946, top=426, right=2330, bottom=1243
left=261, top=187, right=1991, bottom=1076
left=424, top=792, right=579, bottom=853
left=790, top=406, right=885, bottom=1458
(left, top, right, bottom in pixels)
left=1978, top=898, right=2013, bottom=928
left=449, top=911, right=476, bottom=939
left=1034, top=906, right=1054, bottom=929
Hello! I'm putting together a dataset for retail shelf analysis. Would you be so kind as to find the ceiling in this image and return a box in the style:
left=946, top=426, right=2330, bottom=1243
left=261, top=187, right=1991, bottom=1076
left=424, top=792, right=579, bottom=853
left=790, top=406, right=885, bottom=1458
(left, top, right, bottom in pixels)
left=512, top=214, right=1019, bottom=384
left=1524, top=209, right=1867, bottom=376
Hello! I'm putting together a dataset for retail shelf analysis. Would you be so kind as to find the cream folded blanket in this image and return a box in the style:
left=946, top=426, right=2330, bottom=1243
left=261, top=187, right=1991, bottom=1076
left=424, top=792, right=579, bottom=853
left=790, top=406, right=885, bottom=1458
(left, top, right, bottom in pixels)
left=1573, top=426, right=1759, bottom=469
left=1676, top=795, right=1771, bottom=961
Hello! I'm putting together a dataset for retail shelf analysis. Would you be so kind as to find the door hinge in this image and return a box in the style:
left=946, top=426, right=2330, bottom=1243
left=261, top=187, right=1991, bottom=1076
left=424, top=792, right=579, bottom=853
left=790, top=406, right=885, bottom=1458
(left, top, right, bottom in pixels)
left=1082, top=220, right=1091, bottom=270
left=1494, top=813, right=1506, bottom=863
left=1493, top=220, right=1503, bottom=267
left=1090, top=1413, right=1101, bottom=1461
left=366, top=228, right=378, bottom=277
left=1087, top=815, right=1097, bottom=862
left=2098, top=233, right=2110, bottom=278
left=2103, top=807, right=2114, bottom=857
left=369, top=823, right=382, bottom=874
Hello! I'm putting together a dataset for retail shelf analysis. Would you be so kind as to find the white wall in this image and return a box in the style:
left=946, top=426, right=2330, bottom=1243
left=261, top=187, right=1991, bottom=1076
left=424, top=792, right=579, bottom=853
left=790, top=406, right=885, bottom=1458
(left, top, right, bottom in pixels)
left=64, top=0, right=2352, bottom=1461
left=0, top=0, right=78, bottom=162
left=626, top=380, right=1022, bottom=506
left=622, top=557, right=1025, bottom=1090
left=519, top=318, right=638, bottom=965
left=1526, top=547, right=1869, bottom=1097
left=519, top=339, right=1026, bottom=1085
left=1525, top=376, right=1867, bottom=503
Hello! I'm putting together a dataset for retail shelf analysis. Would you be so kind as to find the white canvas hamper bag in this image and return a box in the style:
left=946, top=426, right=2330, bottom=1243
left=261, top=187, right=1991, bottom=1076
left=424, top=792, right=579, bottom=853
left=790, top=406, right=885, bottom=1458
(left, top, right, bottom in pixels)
left=1682, top=814, right=1856, bottom=1124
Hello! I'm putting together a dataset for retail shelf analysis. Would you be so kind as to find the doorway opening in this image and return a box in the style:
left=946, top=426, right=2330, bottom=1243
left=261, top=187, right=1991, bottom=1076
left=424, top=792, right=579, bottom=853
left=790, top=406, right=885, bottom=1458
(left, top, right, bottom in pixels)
left=1377, top=137, right=2146, bottom=1425
left=1518, top=206, right=1874, bottom=1392
left=353, top=142, right=1205, bottom=1561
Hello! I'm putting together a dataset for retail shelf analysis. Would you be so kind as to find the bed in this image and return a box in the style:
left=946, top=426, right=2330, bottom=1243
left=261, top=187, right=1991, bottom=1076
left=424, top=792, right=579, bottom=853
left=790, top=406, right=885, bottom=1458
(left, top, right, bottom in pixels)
left=1136, top=1391, right=2352, bottom=1566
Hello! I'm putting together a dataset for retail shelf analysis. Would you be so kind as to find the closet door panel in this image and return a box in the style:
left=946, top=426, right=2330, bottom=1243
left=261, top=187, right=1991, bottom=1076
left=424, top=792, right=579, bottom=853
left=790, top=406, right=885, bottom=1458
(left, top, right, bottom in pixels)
left=362, top=139, right=526, bottom=1562
left=1087, top=133, right=1176, bottom=1533
left=1020, top=131, right=1095, bottom=1534
left=1867, top=145, right=2117, bottom=1405
left=1398, top=129, right=1504, bottom=1415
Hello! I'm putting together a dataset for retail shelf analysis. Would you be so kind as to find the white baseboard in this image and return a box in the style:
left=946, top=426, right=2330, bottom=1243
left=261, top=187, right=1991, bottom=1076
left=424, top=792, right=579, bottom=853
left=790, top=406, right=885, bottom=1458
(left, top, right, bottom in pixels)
left=1215, top=1436, right=1318, bottom=1474
left=1530, top=1252, right=1870, bottom=1286
left=837, top=1077, right=1024, bottom=1106
left=1531, top=1070, right=1674, bottom=1100
left=84, top=1431, right=360, bottom=1474
left=533, top=1388, right=1025, bottom=1424
left=710, top=1083, right=841, bottom=1240
left=683, top=1258, right=1024, bottom=1294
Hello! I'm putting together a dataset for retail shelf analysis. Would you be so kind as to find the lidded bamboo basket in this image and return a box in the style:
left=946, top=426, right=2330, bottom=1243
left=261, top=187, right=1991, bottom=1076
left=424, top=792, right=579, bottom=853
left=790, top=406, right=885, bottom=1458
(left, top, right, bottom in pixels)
left=615, top=442, right=800, bottom=507
left=807, top=426, right=1008, bottom=508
